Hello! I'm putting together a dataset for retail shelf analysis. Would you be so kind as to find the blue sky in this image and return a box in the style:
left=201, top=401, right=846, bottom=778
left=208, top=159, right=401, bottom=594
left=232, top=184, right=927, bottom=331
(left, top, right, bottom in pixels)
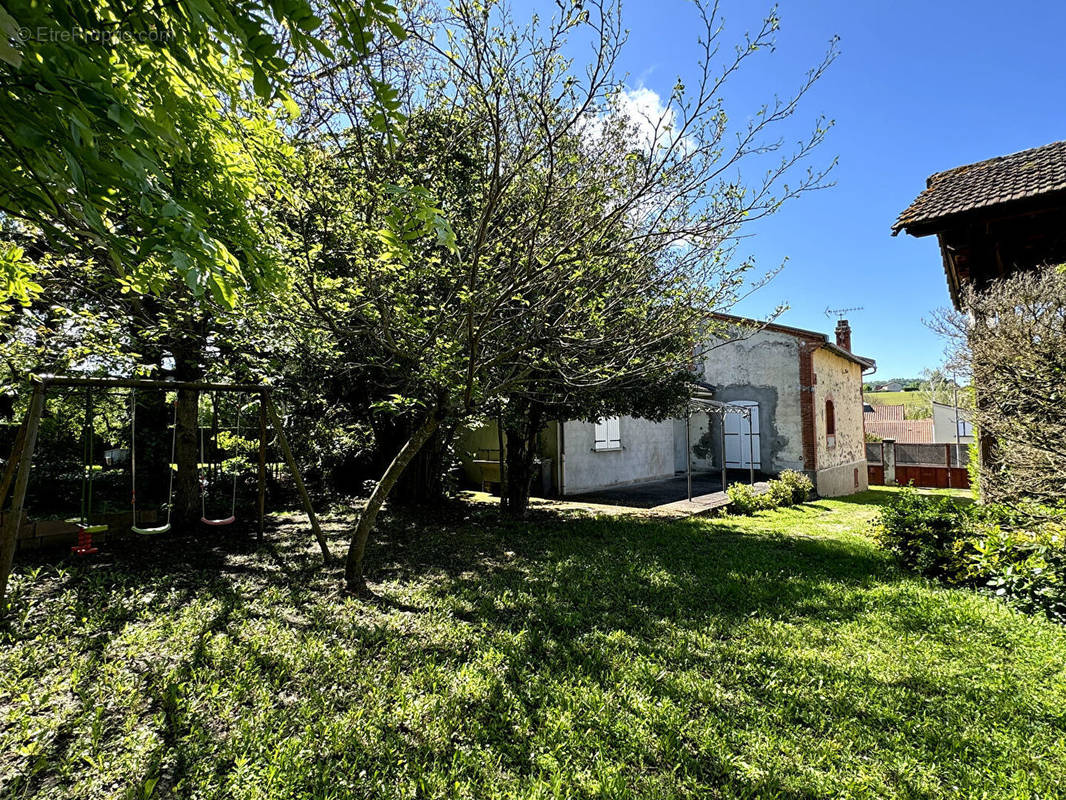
left=518, top=0, right=1066, bottom=378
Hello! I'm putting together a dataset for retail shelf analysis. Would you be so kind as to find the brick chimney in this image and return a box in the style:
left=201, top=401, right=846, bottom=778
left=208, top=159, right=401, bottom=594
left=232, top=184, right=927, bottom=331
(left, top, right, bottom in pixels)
left=835, top=319, right=852, bottom=352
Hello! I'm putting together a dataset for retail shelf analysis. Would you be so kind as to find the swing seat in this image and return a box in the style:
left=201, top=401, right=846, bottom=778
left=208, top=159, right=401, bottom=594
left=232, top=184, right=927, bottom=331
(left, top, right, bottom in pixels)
left=79, top=524, right=108, bottom=534
left=201, top=515, right=236, bottom=527
left=131, top=523, right=172, bottom=535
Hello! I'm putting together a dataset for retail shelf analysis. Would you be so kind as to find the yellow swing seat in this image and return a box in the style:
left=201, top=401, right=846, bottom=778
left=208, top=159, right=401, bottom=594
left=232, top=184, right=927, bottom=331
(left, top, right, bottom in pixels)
left=80, top=524, right=108, bottom=534
left=131, top=523, right=171, bottom=535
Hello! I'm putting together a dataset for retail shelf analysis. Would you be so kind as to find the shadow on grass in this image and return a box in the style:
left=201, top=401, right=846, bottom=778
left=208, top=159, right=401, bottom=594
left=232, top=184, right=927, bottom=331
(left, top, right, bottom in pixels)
left=3, top=496, right=1043, bottom=799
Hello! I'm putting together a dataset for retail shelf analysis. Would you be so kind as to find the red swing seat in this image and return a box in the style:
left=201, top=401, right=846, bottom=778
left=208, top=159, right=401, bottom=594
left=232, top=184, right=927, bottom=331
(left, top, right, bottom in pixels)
left=201, top=515, right=236, bottom=526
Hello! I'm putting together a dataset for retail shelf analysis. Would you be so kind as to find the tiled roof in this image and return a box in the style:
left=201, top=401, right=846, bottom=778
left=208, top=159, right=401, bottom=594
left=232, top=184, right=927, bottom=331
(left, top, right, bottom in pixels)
left=865, top=419, right=933, bottom=444
left=864, top=404, right=905, bottom=423
left=892, top=139, right=1066, bottom=235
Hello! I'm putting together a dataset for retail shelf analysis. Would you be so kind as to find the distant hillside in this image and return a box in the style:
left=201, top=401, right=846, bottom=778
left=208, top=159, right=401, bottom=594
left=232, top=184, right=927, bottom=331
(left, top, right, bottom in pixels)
left=863, top=391, right=931, bottom=419
left=862, top=378, right=921, bottom=392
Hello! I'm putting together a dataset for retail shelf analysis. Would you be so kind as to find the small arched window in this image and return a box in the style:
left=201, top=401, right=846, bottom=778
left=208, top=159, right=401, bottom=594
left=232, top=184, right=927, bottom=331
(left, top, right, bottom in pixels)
left=825, top=399, right=836, bottom=447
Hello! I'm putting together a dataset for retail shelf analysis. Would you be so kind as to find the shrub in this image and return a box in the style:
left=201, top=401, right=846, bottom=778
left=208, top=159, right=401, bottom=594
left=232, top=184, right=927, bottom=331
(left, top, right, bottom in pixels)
left=777, top=470, right=814, bottom=504
left=727, top=473, right=814, bottom=516
left=766, top=479, right=796, bottom=508
left=870, top=487, right=974, bottom=579
left=727, top=483, right=772, bottom=515
left=957, top=519, right=1066, bottom=622
left=873, top=488, right=1066, bottom=622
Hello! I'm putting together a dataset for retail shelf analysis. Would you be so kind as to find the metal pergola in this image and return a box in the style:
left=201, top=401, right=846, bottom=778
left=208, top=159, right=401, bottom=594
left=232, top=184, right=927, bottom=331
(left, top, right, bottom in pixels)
left=683, top=385, right=756, bottom=502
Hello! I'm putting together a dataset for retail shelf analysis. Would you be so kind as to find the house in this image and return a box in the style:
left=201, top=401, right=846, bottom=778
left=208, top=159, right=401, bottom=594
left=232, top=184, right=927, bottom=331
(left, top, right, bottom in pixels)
left=460, top=316, right=876, bottom=499
left=893, top=139, right=1066, bottom=309
left=877, top=382, right=903, bottom=393
left=864, top=404, right=934, bottom=443
left=931, top=401, right=973, bottom=444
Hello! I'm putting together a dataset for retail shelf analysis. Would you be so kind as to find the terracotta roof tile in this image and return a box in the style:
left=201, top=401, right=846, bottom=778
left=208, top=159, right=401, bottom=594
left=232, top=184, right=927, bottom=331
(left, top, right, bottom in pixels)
left=864, top=404, right=905, bottom=423
left=865, top=419, right=933, bottom=444
left=893, top=139, right=1066, bottom=234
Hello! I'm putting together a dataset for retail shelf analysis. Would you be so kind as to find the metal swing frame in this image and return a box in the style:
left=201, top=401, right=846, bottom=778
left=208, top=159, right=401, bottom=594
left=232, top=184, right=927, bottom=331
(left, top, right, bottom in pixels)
left=0, top=376, right=333, bottom=605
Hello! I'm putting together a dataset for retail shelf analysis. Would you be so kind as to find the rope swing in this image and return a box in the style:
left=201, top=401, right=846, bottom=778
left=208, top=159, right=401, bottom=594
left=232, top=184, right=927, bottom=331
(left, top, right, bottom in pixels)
left=72, top=388, right=106, bottom=555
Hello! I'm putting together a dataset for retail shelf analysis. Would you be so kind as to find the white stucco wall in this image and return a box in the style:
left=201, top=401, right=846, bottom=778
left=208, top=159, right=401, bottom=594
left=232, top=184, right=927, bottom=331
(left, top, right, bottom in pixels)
left=562, top=416, right=675, bottom=494
left=695, top=329, right=806, bottom=473
left=932, top=402, right=974, bottom=444
left=812, top=347, right=867, bottom=496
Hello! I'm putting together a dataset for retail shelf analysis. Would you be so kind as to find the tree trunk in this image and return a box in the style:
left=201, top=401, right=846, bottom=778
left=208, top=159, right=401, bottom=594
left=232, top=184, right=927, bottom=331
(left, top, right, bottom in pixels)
left=174, top=387, right=200, bottom=528
left=171, top=334, right=204, bottom=530
left=391, top=422, right=458, bottom=506
left=502, top=402, right=544, bottom=517
left=345, top=410, right=442, bottom=595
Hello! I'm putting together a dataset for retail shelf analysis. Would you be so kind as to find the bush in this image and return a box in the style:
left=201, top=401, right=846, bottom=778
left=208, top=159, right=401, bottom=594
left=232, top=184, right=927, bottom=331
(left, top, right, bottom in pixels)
left=873, top=488, right=1066, bottom=622
left=766, top=479, right=796, bottom=508
left=870, top=487, right=974, bottom=579
left=726, top=483, right=773, bottom=515
left=727, top=472, right=814, bottom=516
left=777, top=470, right=814, bottom=504
left=957, top=519, right=1066, bottom=622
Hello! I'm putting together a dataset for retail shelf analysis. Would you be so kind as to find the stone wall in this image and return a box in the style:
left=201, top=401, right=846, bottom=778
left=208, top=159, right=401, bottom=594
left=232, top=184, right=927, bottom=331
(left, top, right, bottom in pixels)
left=811, top=347, right=868, bottom=496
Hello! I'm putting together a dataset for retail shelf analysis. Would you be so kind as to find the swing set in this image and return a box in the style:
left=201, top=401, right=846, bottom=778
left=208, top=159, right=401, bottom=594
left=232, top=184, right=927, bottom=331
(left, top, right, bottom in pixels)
left=0, top=375, right=332, bottom=603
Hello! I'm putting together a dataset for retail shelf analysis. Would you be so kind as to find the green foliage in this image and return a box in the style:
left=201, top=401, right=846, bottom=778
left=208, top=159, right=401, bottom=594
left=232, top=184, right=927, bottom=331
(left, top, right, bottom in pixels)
left=956, top=519, right=1066, bottom=623
left=0, top=0, right=405, bottom=308
left=726, top=482, right=772, bottom=515
left=727, top=472, right=813, bottom=515
left=777, top=469, right=814, bottom=504
left=3, top=491, right=1066, bottom=797
left=967, top=432, right=981, bottom=501
left=0, top=243, right=41, bottom=312
left=870, top=487, right=974, bottom=579
left=872, top=487, right=1066, bottom=622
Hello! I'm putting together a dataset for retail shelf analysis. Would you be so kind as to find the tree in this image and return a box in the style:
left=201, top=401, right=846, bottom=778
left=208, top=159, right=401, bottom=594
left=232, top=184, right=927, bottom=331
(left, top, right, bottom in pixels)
left=287, top=0, right=836, bottom=593
left=0, top=0, right=408, bottom=306
left=928, top=265, right=1066, bottom=503
left=0, top=0, right=418, bottom=537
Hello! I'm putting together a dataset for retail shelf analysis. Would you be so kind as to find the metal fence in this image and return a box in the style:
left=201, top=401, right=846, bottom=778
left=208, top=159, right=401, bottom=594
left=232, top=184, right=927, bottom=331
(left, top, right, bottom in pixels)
left=866, top=442, right=969, bottom=467
left=866, top=440, right=971, bottom=489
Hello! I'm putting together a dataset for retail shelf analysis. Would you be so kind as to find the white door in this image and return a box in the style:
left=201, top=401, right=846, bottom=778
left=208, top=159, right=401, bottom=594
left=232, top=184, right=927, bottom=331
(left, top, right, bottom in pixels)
left=724, top=401, right=761, bottom=469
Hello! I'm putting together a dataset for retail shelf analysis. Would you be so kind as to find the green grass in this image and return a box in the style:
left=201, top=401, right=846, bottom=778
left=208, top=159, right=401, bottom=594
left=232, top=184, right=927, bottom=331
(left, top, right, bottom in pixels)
left=864, top=391, right=932, bottom=419
left=2, top=488, right=1065, bottom=799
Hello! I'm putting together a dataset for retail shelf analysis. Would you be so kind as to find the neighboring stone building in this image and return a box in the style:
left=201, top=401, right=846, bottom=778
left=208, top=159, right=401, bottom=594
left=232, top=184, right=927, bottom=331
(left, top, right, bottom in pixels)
left=459, top=315, right=875, bottom=499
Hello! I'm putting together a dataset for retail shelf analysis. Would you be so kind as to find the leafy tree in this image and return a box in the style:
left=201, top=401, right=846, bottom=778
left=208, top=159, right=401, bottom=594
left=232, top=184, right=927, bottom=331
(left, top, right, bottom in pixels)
left=928, top=265, right=1066, bottom=503
left=0, top=0, right=406, bottom=306
left=288, top=0, right=836, bottom=593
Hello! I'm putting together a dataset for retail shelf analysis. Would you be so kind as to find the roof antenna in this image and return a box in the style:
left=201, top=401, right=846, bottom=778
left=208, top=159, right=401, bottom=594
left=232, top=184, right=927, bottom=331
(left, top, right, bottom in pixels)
left=824, top=305, right=863, bottom=320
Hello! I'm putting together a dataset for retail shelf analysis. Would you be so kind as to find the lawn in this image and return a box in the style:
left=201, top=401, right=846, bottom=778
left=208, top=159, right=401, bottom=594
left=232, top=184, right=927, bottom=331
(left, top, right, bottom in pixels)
left=2, top=488, right=1065, bottom=799
left=864, top=391, right=932, bottom=419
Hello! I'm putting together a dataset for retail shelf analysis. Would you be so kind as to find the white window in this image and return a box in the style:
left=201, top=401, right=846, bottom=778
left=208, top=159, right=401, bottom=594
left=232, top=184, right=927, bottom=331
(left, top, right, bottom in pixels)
left=593, top=416, right=622, bottom=451
left=957, top=418, right=973, bottom=437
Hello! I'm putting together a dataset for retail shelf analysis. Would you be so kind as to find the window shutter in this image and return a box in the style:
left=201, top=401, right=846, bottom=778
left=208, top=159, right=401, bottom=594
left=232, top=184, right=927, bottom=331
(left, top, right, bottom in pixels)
left=607, top=416, right=621, bottom=448
left=594, top=417, right=621, bottom=450
left=594, top=419, right=609, bottom=449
